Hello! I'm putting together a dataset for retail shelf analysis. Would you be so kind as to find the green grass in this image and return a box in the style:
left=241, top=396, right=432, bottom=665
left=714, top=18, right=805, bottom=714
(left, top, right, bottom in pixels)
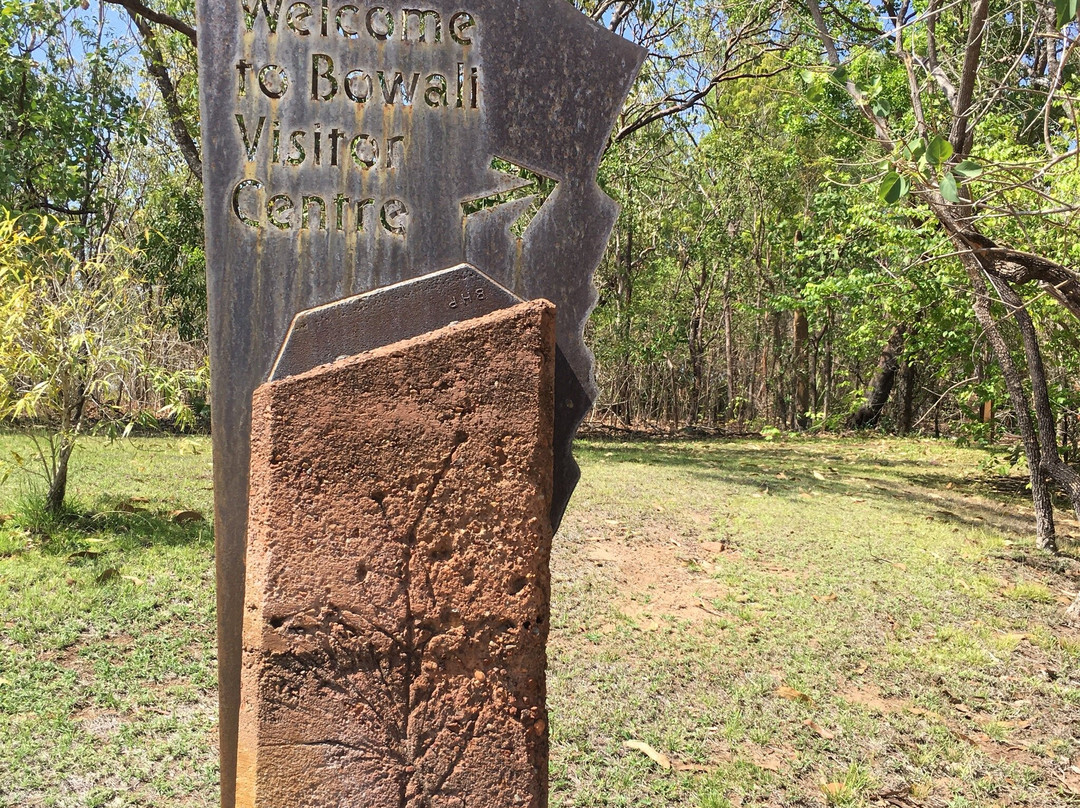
left=0, top=433, right=216, bottom=808
left=2, top=432, right=1079, bottom=806
left=551, top=436, right=1080, bottom=807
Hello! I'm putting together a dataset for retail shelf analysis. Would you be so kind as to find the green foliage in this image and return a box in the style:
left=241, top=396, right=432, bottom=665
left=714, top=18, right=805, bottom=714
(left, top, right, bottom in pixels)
left=939, top=172, right=961, bottom=204
left=1057, top=0, right=1079, bottom=28
left=0, top=1, right=142, bottom=216
left=0, top=211, right=205, bottom=510
left=879, top=172, right=910, bottom=204
left=136, top=177, right=206, bottom=342
left=924, top=135, right=953, bottom=167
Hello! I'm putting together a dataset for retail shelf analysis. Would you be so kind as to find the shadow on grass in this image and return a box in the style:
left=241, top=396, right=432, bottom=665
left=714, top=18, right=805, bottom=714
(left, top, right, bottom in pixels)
left=579, top=435, right=928, bottom=471
left=3, top=496, right=212, bottom=559
left=82, top=504, right=212, bottom=549
left=577, top=435, right=1075, bottom=542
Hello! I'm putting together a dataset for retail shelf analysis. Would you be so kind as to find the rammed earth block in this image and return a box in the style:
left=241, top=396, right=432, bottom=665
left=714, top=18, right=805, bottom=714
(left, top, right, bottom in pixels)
left=237, top=301, right=555, bottom=807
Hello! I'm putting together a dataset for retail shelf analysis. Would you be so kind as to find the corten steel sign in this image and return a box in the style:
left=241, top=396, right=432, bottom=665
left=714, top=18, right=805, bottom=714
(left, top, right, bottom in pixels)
left=196, top=0, right=644, bottom=802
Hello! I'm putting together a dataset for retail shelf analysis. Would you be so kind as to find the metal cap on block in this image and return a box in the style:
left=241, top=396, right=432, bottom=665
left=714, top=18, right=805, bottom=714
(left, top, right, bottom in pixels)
left=269, top=265, right=520, bottom=382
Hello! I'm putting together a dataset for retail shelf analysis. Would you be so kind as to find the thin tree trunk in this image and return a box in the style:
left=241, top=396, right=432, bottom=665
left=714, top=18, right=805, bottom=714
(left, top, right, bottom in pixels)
left=772, top=312, right=785, bottom=426
left=46, top=440, right=75, bottom=515
left=993, top=279, right=1080, bottom=522
left=898, top=361, right=917, bottom=435
left=723, top=272, right=737, bottom=423
left=793, top=309, right=810, bottom=430
left=823, top=309, right=833, bottom=421
left=850, top=324, right=906, bottom=429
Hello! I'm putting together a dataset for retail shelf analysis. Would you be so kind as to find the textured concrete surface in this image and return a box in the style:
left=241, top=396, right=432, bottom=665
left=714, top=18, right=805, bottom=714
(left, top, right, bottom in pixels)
left=237, top=301, right=555, bottom=808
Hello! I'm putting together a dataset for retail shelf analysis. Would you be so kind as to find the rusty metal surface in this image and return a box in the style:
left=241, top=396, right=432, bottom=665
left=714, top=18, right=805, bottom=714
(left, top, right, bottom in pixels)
left=270, top=265, right=519, bottom=381
left=196, top=1, right=644, bottom=803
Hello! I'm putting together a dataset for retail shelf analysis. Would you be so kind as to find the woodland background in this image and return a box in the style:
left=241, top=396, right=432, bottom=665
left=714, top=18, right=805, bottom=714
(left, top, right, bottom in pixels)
left=1, top=0, right=1079, bottom=545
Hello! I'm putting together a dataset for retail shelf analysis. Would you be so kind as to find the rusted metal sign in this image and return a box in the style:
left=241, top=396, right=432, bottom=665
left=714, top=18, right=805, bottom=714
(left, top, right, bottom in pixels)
left=196, top=1, right=644, bottom=802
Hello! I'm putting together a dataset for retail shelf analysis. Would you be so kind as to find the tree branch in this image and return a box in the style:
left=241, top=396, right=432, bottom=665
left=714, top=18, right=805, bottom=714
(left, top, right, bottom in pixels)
left=614, top=65, right=788, bottom=142
left=980, top=247, right=1080, bottom=321
left=129, top=13, right=202, bottom=181
left=928, top=194, right=1080, bottom=322
left=105, top=0, right=196, bottom=46
left=948, top=0, right=989, bottom=155
left=805, top=0, right=895, bottom=148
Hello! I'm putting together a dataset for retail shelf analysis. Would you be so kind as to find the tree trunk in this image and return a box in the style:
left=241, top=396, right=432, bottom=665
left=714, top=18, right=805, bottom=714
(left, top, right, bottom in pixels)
left=46, top=439, right=75, bottom=516
left=850, top=324, right=906, bottom=429
left=898, top=361, right=917, bottom=435
left=687, top=306, right=705, bottom=426
left=1062, top=412, right=1074, bottom=464
left=771, top=312, right=785, bottom=427
left=792, top=309, right=810, bottom=430
left=823, top=309, right=833, bottom=421
left=723, top=271, right=737, bottom=424
left=965, top=263, right=1057, bottom=550
left=993, top=278, right=1080, bottom=522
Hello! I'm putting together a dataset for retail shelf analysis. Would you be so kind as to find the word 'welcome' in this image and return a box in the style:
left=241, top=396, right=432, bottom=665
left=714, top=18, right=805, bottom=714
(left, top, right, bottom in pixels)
left=242, top=0, right=477, bottom=44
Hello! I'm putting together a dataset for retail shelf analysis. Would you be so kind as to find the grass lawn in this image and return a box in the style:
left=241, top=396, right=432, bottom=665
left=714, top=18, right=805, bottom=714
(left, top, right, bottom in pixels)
left=2, top=432, right=1080, bottom=807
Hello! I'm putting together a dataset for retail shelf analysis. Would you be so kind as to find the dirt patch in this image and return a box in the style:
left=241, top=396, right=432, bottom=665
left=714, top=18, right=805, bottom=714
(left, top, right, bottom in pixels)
left=578, top=535, right=749, bottom=628
left=72, top=707, right=123, bottom=740
left=838, top=684, right=912, bottom=715
left=955, top=729, right=1046, bottom=769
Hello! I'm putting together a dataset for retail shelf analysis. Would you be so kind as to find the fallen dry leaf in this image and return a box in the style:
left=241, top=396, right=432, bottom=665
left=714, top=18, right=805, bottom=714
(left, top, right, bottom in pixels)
left=776, top=685, right=814, bottom=706
left=812, top=593, right=838, bottom=603
left=907, top=706, right=944, bottom=721
left=853, top=662, right=870, bottom=675
left=170, top=510, right=206, bottom=524
left=813, top=470, right=828, bottom=481
left=875, top=787, right=921, bottom=807
left=67, top=550, right=102, bottom=561
left=993, top=630, right=1028, bottom=643
left=623, top=740, right=672, bottom=770
left=672, top=760, right=716, bottom=773
left=802, top=718, right=836, bottom=739
left=821, top=782, right=846, bottom=798
left=752, top=754, right=784, bottom=772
